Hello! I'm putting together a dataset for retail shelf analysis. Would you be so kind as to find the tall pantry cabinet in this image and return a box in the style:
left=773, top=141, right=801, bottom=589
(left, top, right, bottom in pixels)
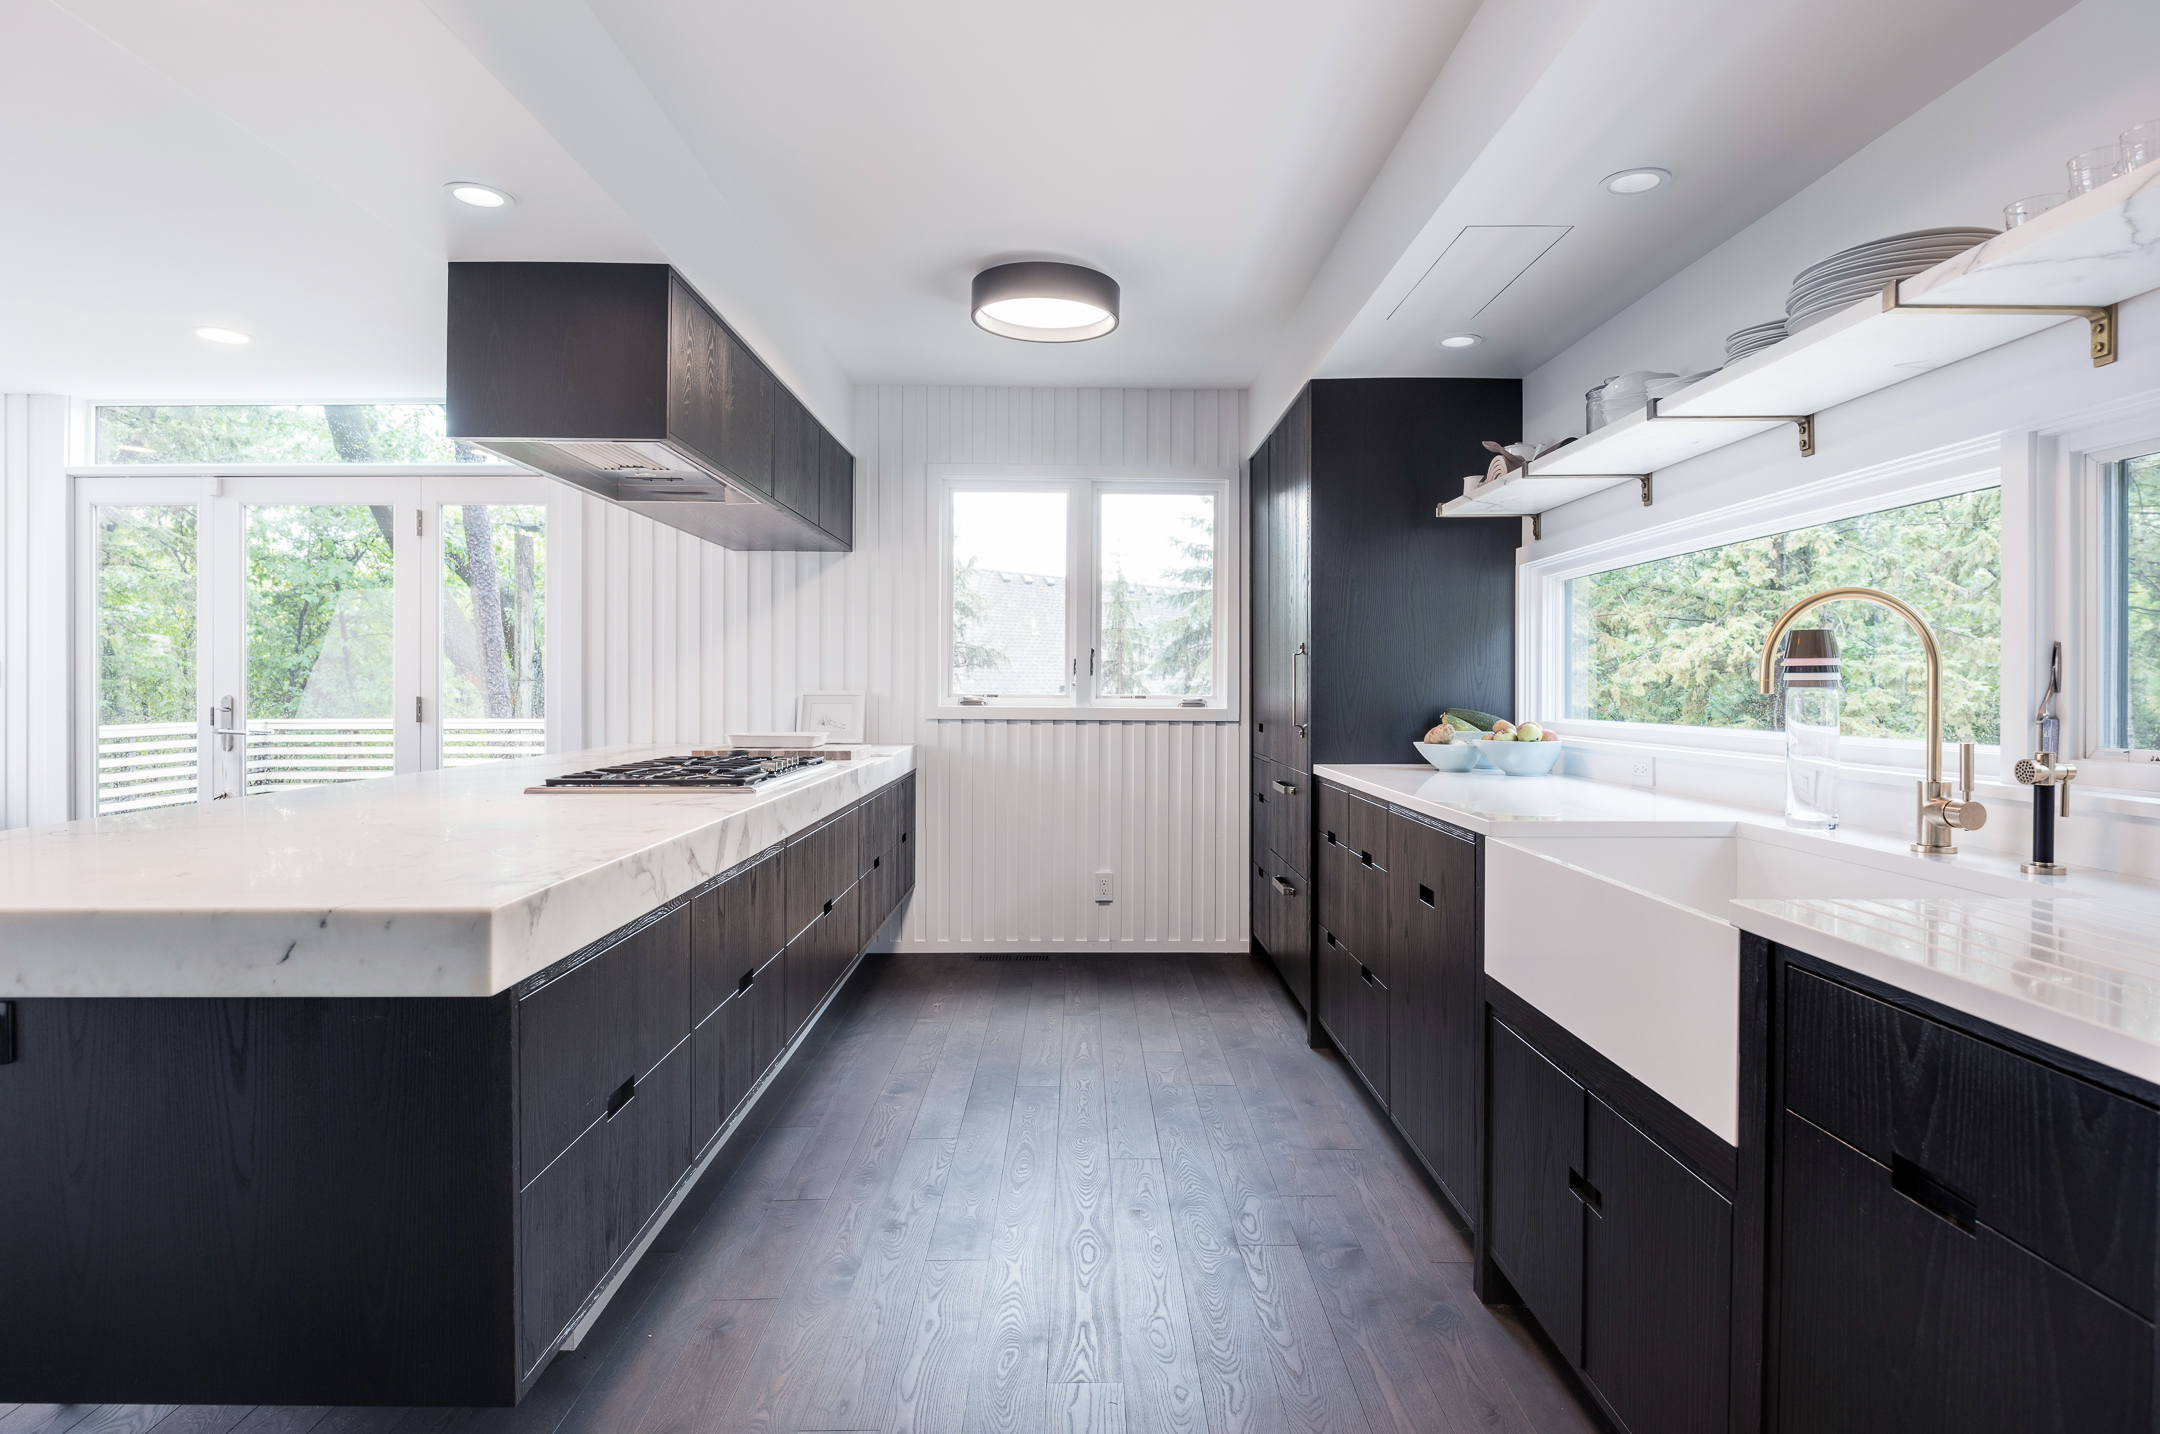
left=1246, top=379, right=1518, bottom=1013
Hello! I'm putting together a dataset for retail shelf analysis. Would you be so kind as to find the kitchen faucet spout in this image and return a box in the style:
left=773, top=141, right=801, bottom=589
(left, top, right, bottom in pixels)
left=1758, top=585, right=1983, bottom=854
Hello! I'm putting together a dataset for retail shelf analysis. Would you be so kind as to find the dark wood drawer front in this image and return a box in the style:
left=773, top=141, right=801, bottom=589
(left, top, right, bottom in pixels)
left=520, top=907, right=692, bottom=1176
left=1786, top=970, right=2159, bottom=1316
left=692, top=851, right=787, bottom=1024
left=782, top=816, right=847, bottom=942
left=1316, top=780, right=1347, bottom=857
left=1488, top=1018, right=1586, bottom=1364
left=747, top=950, right=787, bottom=1083
left=1778, top=1111, right=2150, bottom=1434
left=1252, top=760, right=1279, bottom=877
left=1345, top=789, right=1388, bottom=870
left=1265, top=764, right=1310, bottom=878
left=1387, top=812, right=1479, bottom=1221
left=519, top=1034, right=693, bottom=1378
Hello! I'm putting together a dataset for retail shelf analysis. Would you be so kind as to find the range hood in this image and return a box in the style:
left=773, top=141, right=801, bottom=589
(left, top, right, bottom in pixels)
left=447, top=262, right=853, bottom=553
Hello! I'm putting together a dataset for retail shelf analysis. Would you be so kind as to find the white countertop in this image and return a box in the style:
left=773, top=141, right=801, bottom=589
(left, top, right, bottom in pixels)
left=1321, top=762, right=2160, bottom=1089
left=0, top=745, right=914, bottom=999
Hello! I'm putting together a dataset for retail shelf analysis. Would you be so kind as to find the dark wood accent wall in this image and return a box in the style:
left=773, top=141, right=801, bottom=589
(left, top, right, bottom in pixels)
left=0, top=771, right=916, bottom=1409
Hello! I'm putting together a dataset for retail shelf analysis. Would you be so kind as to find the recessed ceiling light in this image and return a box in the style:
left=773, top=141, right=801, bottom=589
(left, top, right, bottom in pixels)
left=195, top=326, right=250, bottom=344
left=1602, top=168, right=1671, bottom=195
left=445, top=182, right=513, bottom=209
left=972, top=262, right=1120, bottom=342
left=1437, top=334, right=1483, bottom=349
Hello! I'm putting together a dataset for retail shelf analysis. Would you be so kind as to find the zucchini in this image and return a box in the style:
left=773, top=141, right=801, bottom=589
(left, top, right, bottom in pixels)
left=1442, top=707, right=1506, bottom=732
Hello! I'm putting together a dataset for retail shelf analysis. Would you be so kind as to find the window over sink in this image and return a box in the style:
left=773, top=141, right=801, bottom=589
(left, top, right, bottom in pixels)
left=1560, top=487, right=2002, bottom=744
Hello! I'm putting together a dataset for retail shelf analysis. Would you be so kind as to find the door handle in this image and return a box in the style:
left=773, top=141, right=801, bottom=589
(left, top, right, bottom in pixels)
left=1292, top=643, right=1309, bottom=738
left=1272, top=876, right=1296, bottom=896
left=1272, top=780, right=1298, bottom=796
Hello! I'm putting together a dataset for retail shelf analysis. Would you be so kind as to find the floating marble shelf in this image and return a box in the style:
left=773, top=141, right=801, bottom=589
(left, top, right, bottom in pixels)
left=1442, top=161, right=2160, bottom=521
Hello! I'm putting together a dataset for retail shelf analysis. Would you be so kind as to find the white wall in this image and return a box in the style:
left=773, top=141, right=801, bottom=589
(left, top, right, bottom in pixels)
left=558, top=385, right=1252, bottom=953
left=1, top=396, right=76, bottom=830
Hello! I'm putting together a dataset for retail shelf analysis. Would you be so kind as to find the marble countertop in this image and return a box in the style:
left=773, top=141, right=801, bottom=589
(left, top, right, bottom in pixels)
left=1319, top=763, right=2160, bottom=1082
left=0, top=745, right=914, bottom=999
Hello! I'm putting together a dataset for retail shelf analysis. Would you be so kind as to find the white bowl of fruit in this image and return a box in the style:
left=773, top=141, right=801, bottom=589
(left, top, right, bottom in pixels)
left=1417, top=710, right=1563, bottom=775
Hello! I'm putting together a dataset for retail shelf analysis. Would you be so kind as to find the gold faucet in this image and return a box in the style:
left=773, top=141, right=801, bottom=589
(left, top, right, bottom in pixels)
left=1757, top=586, right=1986, bottom=855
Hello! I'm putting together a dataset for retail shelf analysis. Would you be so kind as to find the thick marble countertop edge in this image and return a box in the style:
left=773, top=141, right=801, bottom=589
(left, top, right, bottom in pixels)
left=0, top=744, right=915, bottom=999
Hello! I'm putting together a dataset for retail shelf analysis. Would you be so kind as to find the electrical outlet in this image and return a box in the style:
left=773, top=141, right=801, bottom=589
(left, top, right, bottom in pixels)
left=1093, top=870, right=1115, bottom=903
left=1627, top=755, right=1655, bottom=786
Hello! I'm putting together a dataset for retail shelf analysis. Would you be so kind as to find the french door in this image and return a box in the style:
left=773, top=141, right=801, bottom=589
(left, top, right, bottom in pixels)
left=77, top=472, right=556, bottom=816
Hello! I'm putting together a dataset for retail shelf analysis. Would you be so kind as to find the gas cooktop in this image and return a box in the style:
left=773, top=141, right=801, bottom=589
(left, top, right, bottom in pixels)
left=532, top=752, right=826, bottom=791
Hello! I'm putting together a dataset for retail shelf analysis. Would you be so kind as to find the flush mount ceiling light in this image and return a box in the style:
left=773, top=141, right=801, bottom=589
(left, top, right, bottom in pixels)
left=1436, top=333, right=1483, bottom=349
left=195, top=326, right=250, bottom=344
left=1602, top=167, right=1671, bottom=195
left=971, top=261, right=1119, bottom=342
left=444, top=181, right=513, bottom=209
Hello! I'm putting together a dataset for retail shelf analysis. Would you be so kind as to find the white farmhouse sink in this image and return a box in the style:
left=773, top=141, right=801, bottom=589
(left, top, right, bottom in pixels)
left=1483, top=827, right=2041, bottom=1145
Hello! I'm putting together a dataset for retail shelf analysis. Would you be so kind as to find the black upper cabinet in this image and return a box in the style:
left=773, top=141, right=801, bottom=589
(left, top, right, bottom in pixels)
left=821, top=427, right=854, bottom=547
left=772, top=386, right=820, bottom=527
left=447, top=262, right=850, bottom=553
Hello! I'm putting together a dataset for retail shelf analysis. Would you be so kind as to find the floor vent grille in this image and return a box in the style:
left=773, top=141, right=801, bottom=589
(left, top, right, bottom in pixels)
left=975, top=954, right=1052, bottom=961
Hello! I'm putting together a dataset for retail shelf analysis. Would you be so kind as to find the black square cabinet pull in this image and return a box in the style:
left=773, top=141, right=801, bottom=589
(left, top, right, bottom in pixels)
left=606, top=1075, right=637, bottom=1120
left=737, top=967, right=756, bottom=994
left=1418, top=884, right=1435, bottom=907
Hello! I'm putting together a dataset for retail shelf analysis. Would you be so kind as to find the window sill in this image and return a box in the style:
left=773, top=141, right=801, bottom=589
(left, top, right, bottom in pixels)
left=927, top=704, right=1240, bottom=723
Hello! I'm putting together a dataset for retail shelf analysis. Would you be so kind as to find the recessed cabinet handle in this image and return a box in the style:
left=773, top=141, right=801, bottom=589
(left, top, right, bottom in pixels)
left=1418, top=885, right=1435, bottom=907
left=606, top=1075, right=638, bottom=1121
left=1359, top=965, right=1376, bottom=986
left=1272, top=876, right=1296, bottom=895
left=1272, top=780, right=1297, bottom=796
left=1891, top=1153, right=1978, bottom=1234
left=1567, top=1168, right=1602, bottom=1215
left=0, top=999, right=14, bottom=1064
left=737, top=967, right=756, bottom=994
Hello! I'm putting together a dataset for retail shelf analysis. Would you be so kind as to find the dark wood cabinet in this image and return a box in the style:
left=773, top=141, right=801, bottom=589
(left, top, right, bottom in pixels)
left=1486, top=1013, right=1734, bottom=1434
left=1764, top=954, right=2159, bottom=1434
left=1387, top=810, right=1480, bottom=1223
left=822, top=426, right=854, bottom=547
left=0, top=772, right=916, bottom=1409
left=1248, top=378, right=1519, bottom=1018
left=1488, top=1018, right=1586, bottom=1362
left=447, top=262, right=850, bottom=552
left=1582, top=1097, right=1732, bottom=1434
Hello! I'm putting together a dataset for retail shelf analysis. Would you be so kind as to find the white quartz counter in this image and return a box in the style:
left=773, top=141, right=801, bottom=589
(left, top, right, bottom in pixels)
left=1319, top=762, right=2160, bottom=1092
left=0, top=745, right=914, bottom=999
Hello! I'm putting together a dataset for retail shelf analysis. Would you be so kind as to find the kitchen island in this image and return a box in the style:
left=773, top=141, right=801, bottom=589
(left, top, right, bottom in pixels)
left=0, top=745, right=916, bottom=1407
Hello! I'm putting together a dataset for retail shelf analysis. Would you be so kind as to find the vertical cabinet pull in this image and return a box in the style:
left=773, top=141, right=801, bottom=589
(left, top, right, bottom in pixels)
left=1293, top=642, right=1309, bottom=737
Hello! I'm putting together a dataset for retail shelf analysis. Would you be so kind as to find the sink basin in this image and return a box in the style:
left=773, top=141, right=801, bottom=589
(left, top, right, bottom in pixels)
left=1483, top=826, right=2043, bottom=1145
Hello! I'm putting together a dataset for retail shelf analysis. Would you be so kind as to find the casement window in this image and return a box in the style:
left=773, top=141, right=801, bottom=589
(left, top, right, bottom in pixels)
left=932, top=466, right=1238, bottom=719
left=1547, top=486, right=2002, bottom=748
left=2097, top=446, right=2159, bottom=759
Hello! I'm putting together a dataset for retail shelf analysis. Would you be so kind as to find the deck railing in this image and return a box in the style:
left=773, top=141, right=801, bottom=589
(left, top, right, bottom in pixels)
left=96, top=717, right=549, bottom=814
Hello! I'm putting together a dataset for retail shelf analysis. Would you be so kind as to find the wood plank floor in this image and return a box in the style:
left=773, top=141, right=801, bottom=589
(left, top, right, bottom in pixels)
left=7, top=955, right=1606, bottom=1434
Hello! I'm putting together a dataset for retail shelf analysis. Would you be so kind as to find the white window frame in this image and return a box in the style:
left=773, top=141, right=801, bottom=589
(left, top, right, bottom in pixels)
left=70, top=464, right=560, bottom=814
left=2050, top=419, right=2160, bottom=795
left=928, top=463, right=1240, bottom=721
left=1517, top=443, right=2004, bottom=776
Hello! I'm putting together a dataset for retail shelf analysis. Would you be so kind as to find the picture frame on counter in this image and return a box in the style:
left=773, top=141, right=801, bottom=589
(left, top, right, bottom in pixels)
left=798, top=692, right=866, bottom=743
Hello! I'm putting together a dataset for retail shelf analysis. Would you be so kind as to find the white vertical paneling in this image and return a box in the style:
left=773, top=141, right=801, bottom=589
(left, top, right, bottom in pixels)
left=558, top=385, right=1250, bottom=952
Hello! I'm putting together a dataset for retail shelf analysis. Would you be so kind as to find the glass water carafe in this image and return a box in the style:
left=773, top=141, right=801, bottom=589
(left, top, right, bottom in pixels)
left=1782, top=629, right=1841, bottom=829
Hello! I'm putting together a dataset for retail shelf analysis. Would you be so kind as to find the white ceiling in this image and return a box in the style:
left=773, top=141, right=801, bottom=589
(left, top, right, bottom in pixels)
left=0, top=0, right=2086, bottom=433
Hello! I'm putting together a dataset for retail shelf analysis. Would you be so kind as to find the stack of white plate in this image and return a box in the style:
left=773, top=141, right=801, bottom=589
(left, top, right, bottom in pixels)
left=1784, top=228, right=1998, bottom=333
left=1725, top=320, right=1787, bottom=363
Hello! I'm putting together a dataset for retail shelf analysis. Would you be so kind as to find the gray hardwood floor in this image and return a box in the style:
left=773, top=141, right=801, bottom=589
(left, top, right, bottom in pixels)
left=0, top=954, right=1604, bottom=1434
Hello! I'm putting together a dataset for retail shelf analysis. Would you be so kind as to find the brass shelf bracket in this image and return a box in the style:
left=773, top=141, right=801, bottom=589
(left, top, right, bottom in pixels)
left=1526, top=473, right=1651, bottom=540
left=1880, top=280, right=2117, bottom=367
left=1644, top=398, right=1817, bottom=456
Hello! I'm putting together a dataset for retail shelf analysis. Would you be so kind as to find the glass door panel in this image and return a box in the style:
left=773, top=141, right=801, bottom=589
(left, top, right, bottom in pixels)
left=440, top=503, right=547, bottom=766
left=93, top=505, right=202, bottom=814
left=243, top=504, right=397, bottom=794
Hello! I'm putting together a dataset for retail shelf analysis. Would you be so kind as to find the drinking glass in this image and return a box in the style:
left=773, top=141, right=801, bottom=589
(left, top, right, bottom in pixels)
left=2067, top=144, right=2123, bottom=195
left=2122, top=120, right=2160, bottom=172
left=2003, top=193, right=2063, bottom=228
